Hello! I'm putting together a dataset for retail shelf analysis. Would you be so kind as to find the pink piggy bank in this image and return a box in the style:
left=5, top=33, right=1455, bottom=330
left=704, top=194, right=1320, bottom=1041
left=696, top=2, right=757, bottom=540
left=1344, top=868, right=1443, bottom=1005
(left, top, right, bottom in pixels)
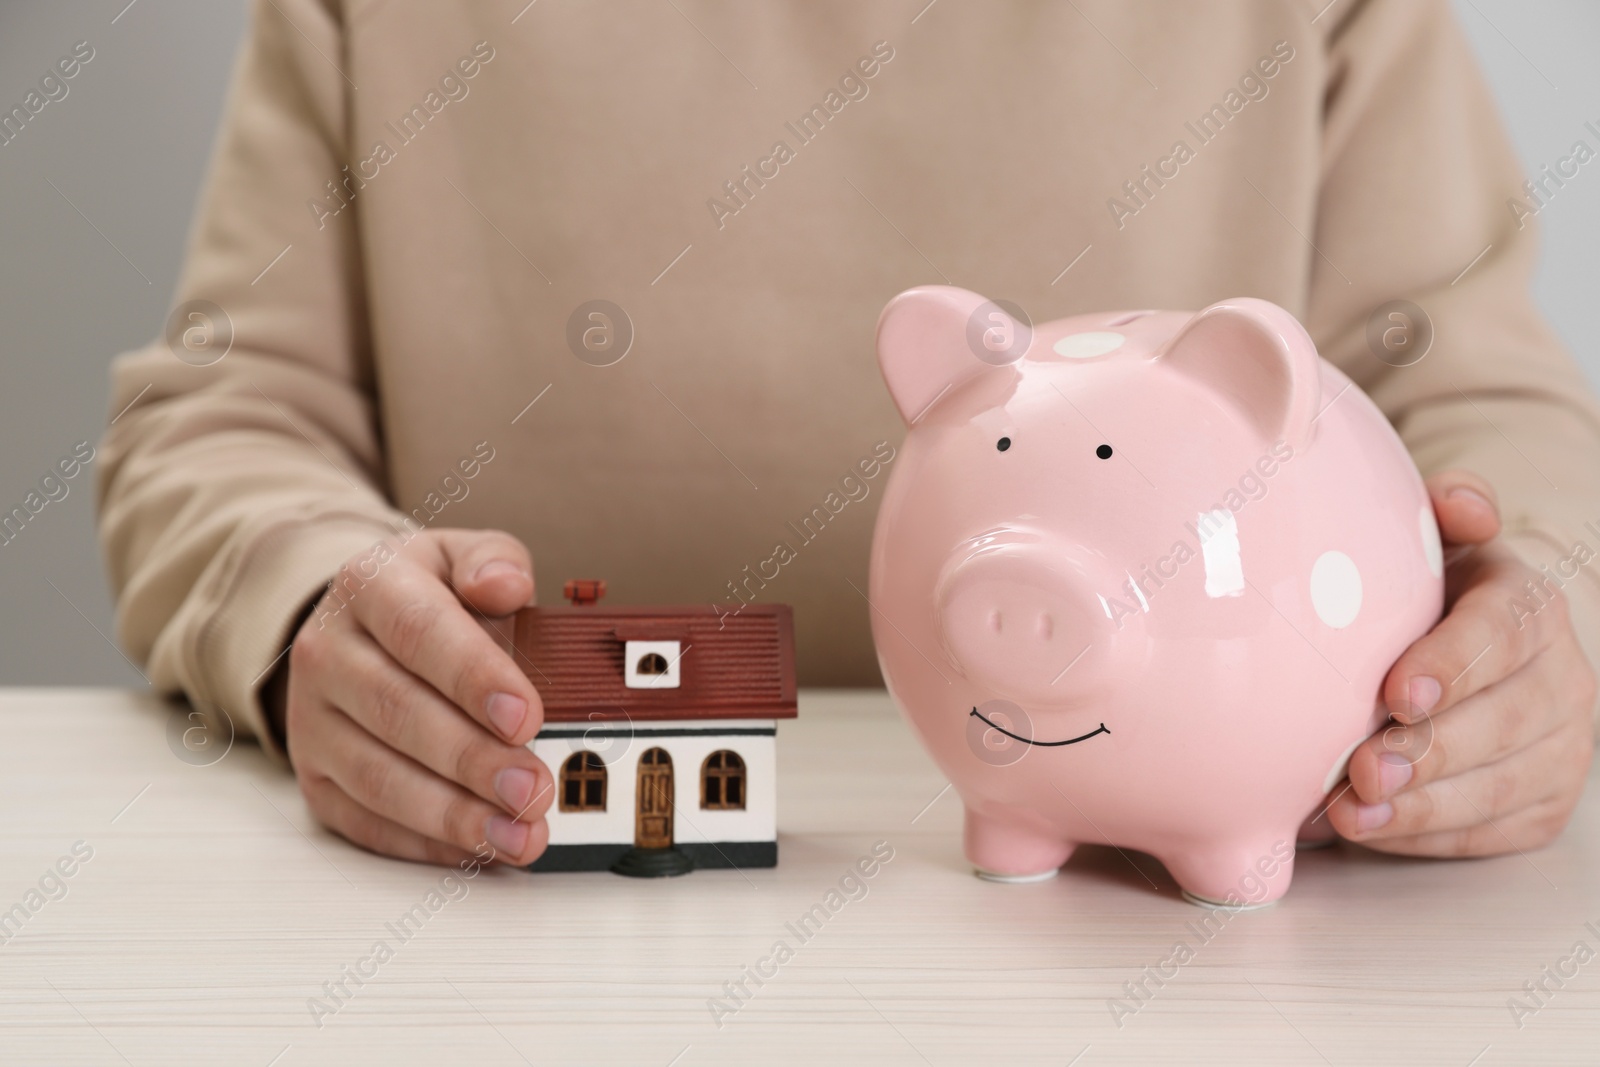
left=868, top=286, right=1444, bottom=907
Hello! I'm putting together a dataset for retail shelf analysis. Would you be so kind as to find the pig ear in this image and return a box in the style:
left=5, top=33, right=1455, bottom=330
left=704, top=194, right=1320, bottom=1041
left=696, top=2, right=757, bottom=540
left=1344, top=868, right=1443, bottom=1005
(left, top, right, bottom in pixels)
left=1156, top=297, right=1322, bottom=452
left=877, top=286, right=1009, bottom=424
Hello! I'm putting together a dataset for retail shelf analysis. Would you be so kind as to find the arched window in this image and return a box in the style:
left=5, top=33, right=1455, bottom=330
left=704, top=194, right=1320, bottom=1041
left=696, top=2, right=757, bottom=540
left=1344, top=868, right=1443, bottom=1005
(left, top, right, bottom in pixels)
left=701, top=750, right=745, bottom=810
left=560, top=751, right=607, bottom=811
left=637, top=652, right=669, bottom=675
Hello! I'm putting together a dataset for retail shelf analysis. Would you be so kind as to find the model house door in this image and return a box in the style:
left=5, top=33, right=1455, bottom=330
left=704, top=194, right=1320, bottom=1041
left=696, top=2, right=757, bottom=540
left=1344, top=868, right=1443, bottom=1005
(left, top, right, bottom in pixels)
left=635, top=748, right=673, bottom=848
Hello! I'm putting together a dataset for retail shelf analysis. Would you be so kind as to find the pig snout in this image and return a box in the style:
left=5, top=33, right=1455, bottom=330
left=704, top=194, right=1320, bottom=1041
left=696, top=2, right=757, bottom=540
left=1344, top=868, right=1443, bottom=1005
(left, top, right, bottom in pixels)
left=936, top=538, right=1109, bottom=704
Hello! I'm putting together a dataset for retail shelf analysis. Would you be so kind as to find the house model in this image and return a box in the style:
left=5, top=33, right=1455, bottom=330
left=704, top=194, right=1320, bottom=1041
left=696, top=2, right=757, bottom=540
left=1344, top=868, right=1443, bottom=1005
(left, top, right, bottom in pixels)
left=512, top=580, right=797, bottom=877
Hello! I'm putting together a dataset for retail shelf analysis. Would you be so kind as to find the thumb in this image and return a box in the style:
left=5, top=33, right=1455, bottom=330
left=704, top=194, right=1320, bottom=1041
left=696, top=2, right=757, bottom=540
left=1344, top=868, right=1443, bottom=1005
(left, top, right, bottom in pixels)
left=1423, top=470, right=1500, bottom=547
left=435, top=527, right=536, bottom=617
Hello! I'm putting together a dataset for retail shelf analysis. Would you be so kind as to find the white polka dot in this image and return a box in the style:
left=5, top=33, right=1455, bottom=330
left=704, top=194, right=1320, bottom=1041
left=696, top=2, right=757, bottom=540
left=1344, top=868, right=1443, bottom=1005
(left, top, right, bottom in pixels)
left=1053, top=331, right=1125, bottom=359
left=1310, top=550, right=1362, bottom=629
left=1420, top=504, right=1443, bottom=578
left=1323, top=736, right=1365, bottom=793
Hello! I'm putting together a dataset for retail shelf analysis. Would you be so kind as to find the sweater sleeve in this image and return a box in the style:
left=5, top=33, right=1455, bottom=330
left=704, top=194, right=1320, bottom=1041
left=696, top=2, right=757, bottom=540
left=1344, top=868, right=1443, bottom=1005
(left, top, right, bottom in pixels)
left=1302, top=0, right=1600, bottom=730
left=96, top=0, right=403, bottom=761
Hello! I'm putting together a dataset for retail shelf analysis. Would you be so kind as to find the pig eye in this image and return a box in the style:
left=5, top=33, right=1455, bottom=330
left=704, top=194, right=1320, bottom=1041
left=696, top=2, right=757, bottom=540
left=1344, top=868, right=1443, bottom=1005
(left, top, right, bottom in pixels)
left=1096, top=444, right=1113, bottom=459
left=996, top=437, right=1012, bottom=452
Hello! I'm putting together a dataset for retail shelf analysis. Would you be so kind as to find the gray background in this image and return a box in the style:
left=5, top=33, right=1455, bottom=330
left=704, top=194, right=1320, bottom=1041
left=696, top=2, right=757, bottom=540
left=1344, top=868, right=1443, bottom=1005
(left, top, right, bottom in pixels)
left=0, top=0, right=1595, bottom=687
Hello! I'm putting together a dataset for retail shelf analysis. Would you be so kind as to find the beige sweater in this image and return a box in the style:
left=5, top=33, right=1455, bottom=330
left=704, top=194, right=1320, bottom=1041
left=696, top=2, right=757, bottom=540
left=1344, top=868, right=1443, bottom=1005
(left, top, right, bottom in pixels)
left=98, top=0, right=1600, bottom=759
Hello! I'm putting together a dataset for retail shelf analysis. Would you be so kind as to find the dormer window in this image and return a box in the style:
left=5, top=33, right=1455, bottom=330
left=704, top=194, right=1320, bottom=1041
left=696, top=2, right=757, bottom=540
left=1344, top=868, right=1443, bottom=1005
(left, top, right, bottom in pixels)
left=624, top=639, right=682, bottom=688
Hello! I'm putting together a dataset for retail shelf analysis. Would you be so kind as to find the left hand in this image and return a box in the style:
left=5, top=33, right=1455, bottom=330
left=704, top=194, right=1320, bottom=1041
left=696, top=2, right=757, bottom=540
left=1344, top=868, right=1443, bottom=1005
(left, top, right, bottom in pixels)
left=1323, top=470, right=1597, bottom=856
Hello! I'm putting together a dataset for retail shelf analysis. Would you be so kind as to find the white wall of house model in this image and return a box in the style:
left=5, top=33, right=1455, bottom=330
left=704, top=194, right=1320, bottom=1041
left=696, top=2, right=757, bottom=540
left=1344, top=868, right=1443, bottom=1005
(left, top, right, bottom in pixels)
left=530, top=719, right=778, bottom=847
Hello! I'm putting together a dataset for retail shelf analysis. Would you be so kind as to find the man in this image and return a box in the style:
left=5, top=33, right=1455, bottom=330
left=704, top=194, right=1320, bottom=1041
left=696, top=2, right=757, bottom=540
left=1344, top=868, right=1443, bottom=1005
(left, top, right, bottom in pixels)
left=99, top=0, right=1600, bottom=868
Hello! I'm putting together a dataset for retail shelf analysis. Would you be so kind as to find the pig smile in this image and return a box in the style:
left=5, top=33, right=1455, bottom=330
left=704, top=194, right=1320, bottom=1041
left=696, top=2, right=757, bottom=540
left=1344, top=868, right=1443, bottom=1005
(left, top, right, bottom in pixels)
left=969, top=707, right=1109, bottom=747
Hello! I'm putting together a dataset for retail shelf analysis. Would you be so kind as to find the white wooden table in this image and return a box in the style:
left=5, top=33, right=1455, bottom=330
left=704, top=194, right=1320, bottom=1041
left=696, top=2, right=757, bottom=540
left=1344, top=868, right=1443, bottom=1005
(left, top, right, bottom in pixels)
left=1, top=689, right=1597, bottom=1065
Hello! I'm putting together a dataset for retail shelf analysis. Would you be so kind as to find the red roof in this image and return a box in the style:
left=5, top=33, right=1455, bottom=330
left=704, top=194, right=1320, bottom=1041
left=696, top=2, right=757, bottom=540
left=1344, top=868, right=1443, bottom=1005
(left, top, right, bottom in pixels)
left=511, top=604, right=797, bottom=722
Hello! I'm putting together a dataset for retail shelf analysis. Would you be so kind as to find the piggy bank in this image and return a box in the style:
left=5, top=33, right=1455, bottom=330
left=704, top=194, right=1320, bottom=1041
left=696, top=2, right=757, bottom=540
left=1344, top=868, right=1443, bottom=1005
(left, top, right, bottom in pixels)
left=868, top=286, right=1444, bottom=907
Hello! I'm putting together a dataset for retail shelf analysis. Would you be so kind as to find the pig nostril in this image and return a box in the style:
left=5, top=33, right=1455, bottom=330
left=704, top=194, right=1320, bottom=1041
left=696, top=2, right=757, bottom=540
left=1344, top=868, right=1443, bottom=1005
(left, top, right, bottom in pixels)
left=1037, top=613, right=1053, bottom=640
left=988, top=609, right=1002, bottom=635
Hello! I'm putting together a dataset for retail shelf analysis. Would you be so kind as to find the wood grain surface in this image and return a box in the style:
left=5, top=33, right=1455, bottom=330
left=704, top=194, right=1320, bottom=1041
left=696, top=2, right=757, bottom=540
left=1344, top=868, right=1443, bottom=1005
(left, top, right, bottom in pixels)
left=0, top=688, right=1596, bottom=1065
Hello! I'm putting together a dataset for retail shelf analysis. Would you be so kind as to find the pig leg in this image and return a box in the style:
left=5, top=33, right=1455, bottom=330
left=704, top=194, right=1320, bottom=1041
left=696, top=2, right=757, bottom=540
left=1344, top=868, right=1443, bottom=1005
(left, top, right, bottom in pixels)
left=964, top=806, right=1075, bottom=882
left=1157, top=834, right=1298, bottom=909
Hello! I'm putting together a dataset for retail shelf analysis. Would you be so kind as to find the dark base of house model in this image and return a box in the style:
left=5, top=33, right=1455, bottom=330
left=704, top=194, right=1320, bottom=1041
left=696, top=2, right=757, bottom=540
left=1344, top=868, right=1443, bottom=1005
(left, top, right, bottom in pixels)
left=526, top=841, right=778, bottom=876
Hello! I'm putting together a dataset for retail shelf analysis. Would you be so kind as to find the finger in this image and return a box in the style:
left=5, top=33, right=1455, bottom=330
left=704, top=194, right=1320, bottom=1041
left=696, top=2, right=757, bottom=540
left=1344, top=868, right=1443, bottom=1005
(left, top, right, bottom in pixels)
left=1328, top=723, right=1590, bottom=844
left=436, top=527, right=536, bottom=617
left=320, top=629, right=555, bottom=821
left=301, top=773, right=478, bottom=867
left=1350, top=649, right=1577, bottom=802
left=1381, top=545, right=1552, bottom=724
left=317, top=701, right=550, bottom=865
left=1423, top=470, right=1500, bottom=546
left=352, top=543, right=543, bottom=746
left=1335, top=793, right=1579, bottom=858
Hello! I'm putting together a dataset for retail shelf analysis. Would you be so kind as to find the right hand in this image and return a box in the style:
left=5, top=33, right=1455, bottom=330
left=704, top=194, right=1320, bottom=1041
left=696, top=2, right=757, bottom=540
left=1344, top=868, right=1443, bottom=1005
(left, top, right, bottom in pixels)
left=282, top=528, right=553, bottom=867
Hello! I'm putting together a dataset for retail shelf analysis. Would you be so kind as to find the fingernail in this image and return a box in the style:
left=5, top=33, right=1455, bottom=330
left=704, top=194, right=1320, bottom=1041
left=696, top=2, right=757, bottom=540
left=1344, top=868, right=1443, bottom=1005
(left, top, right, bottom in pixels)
left=1376, top=752, right=1413, bottom=797
left=486, top=814, right=529, bottom=857
left=473, top=560, right=527, bottom=584
left=486, top=692, right=527, bottom=739
left=1355, top=801, right=1394, bottom=833
left=494, top=767, right=536, bottom=812
left=1409, top=676, right=1441, bottom=716
left=1447, top=486, right=1495, bottom=512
